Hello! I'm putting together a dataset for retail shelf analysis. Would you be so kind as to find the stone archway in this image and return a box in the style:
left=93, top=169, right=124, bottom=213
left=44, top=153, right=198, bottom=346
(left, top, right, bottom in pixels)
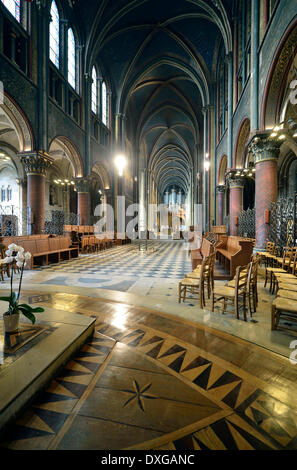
left=0, top=92, right=34, bottom=152
left=261, top=20, right=297, bottom=130
left=234, top=118, right=250, bottom=169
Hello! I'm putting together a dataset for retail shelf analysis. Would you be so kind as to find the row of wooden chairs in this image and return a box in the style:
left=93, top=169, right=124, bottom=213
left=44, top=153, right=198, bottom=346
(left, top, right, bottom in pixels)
left=264, top=247, right=297, bottom=293
left=81, top=235, right=116, bottom=253
left=261, top=247, right=297, bottom=331
left=271, top=266, right=297, bottom=330
left=179, top=249, right=260, bottom=322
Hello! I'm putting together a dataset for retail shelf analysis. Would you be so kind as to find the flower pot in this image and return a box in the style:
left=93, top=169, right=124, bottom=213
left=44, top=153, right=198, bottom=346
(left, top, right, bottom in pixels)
left=3, top=312, right=20, bottom=333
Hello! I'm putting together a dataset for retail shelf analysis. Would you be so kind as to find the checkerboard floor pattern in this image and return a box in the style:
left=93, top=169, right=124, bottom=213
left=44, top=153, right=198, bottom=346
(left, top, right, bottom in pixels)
left=41, top=240, right=192, bottom=279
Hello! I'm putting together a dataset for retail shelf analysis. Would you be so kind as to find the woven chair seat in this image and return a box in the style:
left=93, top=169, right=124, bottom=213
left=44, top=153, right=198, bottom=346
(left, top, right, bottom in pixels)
left=186, top=272, right=201, bottom=279
left=213, top=285, right=236, bottom=298
left=273, top=297, right=297, bottom=313
left=179, top=278, right=199, bottom=287
left=277, top=290, right=297, bottom=300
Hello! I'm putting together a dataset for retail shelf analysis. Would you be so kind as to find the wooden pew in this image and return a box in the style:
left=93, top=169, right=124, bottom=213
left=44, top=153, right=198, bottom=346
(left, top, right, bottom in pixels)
left=16, top=236, right=79, bottom=268
left=190, top=237, right=215, bottom=270
left=216, top=236, right=254, bottom=278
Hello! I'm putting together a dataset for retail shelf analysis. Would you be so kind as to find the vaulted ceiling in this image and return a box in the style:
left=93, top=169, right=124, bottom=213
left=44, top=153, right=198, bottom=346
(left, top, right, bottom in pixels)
left=72, top=0, right=233, bottom=196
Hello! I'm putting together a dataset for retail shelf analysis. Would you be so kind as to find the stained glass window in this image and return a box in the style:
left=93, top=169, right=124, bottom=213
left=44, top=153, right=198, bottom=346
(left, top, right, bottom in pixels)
left=1, top=0, right=21, bottom=22
left=68, top=28, right=76, bottom=89
left=49, top=1, right=60, bottom=68
left=92, top=66, right=98, bottom=114
left=102, top=80, right=107, bottom=126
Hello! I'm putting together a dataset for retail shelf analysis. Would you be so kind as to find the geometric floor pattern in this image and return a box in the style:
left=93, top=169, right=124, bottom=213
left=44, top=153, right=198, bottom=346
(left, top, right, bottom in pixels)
left=40, top=241, right=192, bottom=280
left=1, top=292, right=297, bottom=450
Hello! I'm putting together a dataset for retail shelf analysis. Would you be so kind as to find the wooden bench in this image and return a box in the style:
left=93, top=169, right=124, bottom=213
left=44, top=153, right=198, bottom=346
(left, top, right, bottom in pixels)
left=216, top=236, right=254, bottom=278
left=16, top=236, right=79, bottom=268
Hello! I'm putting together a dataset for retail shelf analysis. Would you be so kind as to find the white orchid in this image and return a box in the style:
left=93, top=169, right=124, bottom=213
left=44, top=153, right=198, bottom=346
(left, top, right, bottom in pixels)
left=16, top=254, right=25, bottom=263
left=3, top=245, right=32, bottom=268
left=8, top=243, right=18, bottom=252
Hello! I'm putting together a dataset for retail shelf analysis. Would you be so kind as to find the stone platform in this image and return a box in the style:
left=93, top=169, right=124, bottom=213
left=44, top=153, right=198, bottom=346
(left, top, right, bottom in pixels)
left=0, top=301, right=95, bottom=434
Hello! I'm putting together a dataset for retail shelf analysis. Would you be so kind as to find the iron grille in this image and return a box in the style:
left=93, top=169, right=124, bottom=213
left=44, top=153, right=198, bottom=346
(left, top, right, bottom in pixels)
left=238, top=208, right=255, bottom=239
left=270, top=194, right=297, bottom=249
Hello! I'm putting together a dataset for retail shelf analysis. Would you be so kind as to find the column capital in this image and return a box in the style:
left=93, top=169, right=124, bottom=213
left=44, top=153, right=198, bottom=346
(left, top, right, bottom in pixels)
left=84, top=73, right=92, bottom=84
left=201, top=104, right=213, bottom=115
left=115, top=113, right=126, bottom=120
left=74, top=177, right=90, bottom=193
left=248, top=132, right=281, bottom=164
left=226, top=170, right=245, bottom=189
left=229, top=177, right=245, bottom=189
left=216, top=185, right=226, bottom=194
left=19, top=151, right=53, bottom=176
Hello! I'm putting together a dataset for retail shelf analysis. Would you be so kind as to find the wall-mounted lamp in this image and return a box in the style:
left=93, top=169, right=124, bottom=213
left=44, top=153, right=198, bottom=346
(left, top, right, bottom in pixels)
left=204, top=154, right=210, bottom=172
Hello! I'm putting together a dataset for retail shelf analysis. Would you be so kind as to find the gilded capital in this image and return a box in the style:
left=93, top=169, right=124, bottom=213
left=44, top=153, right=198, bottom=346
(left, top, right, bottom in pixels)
left=216, top=185, right=226, bottom=194
left=248, top=133, right=281, bottom=164
left=229, top=177, right=245, bottom=189
left=19, top=151, right=53, bottom=176
left=74, top=177, right=90, bottom=193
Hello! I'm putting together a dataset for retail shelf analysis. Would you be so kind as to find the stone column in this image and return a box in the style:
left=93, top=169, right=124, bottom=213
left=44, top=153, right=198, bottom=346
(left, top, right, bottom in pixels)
left=226, top=53, right=234, bottom=168
left=229, top=177, right=244, bottom=236
left=216, top=185, right=226, bottom=226
left=251, top=0, right=260, bottom=131
left=19, top=152, right=53, bottom=234
left=75, top=178, right=90, bottom=226
left=249, top=134, right=280, bottom=250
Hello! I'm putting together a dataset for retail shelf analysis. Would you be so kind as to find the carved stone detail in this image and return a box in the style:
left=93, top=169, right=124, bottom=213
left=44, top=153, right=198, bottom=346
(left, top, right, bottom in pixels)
left=216, top=185, right=226, bottom=194
left=74, top=177, right=90, bottom=193
left=19, top=151, right=53, bottom=175
left=229, top=177, right=245, bottom=189
left=248, top=134, right=281, bottom=164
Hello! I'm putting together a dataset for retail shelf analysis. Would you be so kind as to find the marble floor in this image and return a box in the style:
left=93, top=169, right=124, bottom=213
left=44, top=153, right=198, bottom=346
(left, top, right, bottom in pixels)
left=0, top=240, right=192, bottom=297
left=1, top=292, right=297, bottom=450
left=0, top=241, right=296, bottom=358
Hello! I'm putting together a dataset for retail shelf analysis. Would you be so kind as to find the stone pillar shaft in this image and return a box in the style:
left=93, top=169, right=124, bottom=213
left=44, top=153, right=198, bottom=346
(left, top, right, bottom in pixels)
left=217, top=186, right=226, bottom=226
left=75, top=178, right=90, bottom=226
left=27, top=174, right=46, bottom=234
left=249, top=134, right=280, bottom=250
left=229, top=179, right=244, bottom=236
left=77, top=193, right=90, bottom=226
left=19, top=151, right=53, bottom=234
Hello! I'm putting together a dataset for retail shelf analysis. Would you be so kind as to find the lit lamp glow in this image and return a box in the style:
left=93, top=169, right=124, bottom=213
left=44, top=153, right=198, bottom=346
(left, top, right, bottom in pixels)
left=115, top=154, right=127, bottom=177
left=204, top=154, right=210, bottom=172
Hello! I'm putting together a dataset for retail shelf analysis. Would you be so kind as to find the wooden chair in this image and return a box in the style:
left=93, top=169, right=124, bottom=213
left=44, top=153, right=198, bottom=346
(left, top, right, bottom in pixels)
left=258, top=241, right=276, bottom=267
left=186, top=252, right=216, bottom=300
left=271, top=250, right=297, bottom=294
left=178, top=254, right=214, bottom=308
left=227, top=257, right=259, bottom=317
left=271, top=298, right=297, bottom=331
left=211, top=263, right=251, bottom=321
left=264, top=247, right=293, bottom=292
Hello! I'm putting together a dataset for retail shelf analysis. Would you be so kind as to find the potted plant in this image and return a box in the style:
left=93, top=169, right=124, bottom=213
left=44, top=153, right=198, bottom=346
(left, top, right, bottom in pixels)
left=0, top=243, right=44, bottom=333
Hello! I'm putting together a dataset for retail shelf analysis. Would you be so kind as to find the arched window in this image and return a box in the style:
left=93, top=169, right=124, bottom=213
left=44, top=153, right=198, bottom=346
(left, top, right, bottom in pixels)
left=91, top=66, right=98, bottom=114
left=49, top=0, right=60, bottom=68
left=68, top=27, right=76, bottom=90
left=102, top=80, right=107, bottom=126
left=1, top=0, right=21, bottom=22
left=7, top=186, right=12, bottom=201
